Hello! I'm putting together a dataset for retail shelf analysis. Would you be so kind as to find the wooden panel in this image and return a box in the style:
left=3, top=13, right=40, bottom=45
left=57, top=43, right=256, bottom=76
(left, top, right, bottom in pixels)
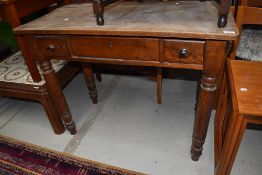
left=229, top=60, right=262, bottom=117
left=243, top=7, right=262, bottom=24
left=247, top=0, right=262, bottom=7
left=37, top=36, right=70, bottom=57
left=70, top=37, right=159, bottom=61
left=164, top=39, right=204, bottom=64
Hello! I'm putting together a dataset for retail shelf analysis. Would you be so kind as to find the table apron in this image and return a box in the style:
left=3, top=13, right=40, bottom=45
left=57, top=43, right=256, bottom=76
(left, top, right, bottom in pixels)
left=35, top=35, right=205, bottom=70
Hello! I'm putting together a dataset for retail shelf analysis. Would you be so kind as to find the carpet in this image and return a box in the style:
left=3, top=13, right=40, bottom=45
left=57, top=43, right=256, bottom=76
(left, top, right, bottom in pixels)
left=0, top=135, right=145, bottom=175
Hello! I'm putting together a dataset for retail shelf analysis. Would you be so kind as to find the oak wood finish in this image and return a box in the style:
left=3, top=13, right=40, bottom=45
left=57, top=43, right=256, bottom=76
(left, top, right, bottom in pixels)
left=163, top=39, right=204, bottom=65
left=215, top=60, right=262, bottom=175
left=14, top=1, right=238, bottom=160
left=230, top=0, right=262, bottom=59
left=70, top=37, right=159, bottom=61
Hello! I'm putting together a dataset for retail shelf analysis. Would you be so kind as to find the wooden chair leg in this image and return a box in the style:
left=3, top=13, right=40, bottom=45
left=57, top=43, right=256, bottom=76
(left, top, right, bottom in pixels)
left=218, top=0, right=232, bottom=28
left=82, top=63, right=98, bottom=104
left=157, top=67, right=162, bottom=104
left=92, top=0, right=104, bottom=26
left=215, top=113, right=247, bottom=175
left=40, top=93, right=65, bottom=135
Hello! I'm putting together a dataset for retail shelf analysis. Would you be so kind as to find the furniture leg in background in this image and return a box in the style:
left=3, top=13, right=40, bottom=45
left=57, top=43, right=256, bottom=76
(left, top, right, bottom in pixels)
left=157, top=67, right=162, bottom=104
left=82, top=62, right=98, bottom=104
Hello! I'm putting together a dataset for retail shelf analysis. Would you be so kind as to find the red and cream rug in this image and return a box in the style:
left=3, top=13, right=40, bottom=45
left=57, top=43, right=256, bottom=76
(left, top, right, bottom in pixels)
left=0, top=135, right=144, bottom=175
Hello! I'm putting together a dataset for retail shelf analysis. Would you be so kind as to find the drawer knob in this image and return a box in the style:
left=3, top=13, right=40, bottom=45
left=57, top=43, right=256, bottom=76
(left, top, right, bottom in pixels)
left=47, top=44, right=56, bottom=51
left=178, top=48, right=189, bottom=58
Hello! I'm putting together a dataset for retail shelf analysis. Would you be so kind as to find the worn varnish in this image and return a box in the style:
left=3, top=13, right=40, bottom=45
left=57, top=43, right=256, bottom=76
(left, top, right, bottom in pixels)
left=14, top=1, right=238, bottom=40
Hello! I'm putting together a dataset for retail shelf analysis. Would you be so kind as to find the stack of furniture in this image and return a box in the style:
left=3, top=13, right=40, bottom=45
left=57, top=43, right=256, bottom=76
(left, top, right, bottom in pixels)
left=0, top=0, right=97, bottom=135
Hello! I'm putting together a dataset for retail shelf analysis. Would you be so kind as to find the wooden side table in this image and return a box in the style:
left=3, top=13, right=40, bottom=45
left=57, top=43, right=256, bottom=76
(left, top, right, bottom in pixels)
left=14, top=1, right=238, bottom=160
left=215, top=60, right=262, bottom=175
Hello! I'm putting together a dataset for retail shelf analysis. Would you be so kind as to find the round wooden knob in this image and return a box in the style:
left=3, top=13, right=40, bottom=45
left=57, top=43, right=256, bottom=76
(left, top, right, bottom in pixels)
left=47, top=44, right=55, bottom=51
left=179, top=48, right=189, bottom=58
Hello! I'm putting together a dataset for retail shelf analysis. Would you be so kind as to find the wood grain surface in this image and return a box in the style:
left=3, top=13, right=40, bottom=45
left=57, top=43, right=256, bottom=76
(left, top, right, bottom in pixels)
left=229, top=60, right=262, bottom=117
left=14, top=1, right=238, bottom=40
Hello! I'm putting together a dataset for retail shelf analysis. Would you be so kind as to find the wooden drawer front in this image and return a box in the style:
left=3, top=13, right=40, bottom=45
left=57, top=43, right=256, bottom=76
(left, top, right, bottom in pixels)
left=164, top=39, right=204, bottom=64
left=37, top=37, right=70, bottom=57
left=70, top=37, right=159, bottom=61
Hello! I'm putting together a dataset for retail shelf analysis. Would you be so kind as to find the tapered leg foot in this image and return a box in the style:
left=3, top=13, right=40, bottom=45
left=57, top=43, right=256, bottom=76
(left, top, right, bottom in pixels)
left=191, top=141, right=203, bottom=161
left=65, top=119, right=77, bottom=135
left=39, top=60, right=76, bottom=135
left=96, top=72, right=102, bottom=82
left=218, top=14, right=228, bottom=28
left=96, top=15, right=104, bottom=26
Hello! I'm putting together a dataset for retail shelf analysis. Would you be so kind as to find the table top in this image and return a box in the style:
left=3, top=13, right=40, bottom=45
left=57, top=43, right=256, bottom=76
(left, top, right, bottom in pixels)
left=229, top=60, right=262, bottom=117
left=14, top=1, right=238, bottom=40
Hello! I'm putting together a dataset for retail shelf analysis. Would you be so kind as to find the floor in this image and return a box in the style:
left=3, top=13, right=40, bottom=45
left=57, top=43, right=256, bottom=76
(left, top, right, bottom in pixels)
left=0, top=72, right=261, bottom=175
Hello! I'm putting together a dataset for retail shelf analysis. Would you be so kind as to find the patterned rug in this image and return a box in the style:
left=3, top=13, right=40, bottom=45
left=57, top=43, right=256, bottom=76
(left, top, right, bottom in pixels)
left=0, top=135, right=145, bottom=175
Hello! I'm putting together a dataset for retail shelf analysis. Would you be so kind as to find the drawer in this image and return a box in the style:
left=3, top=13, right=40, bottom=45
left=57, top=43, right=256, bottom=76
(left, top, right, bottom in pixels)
left=164, top=39, right=204, bottom=64
left=69, top=37, right=159, bottom=62
left=37, top=37, right=70, bottom=57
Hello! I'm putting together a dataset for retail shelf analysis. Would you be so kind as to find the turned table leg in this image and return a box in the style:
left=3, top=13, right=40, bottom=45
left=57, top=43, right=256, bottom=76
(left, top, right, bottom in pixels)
left=39, top=60, right=76, bottom=135
left=191, top=41, right=227, bottom=161
left=218, top=0, right=232, bottom=28
left=82, top=63, right=98, bottom=104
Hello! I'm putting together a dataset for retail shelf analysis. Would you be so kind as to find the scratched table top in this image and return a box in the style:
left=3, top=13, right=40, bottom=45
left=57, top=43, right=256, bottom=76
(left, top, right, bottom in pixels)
left=14, top=0, right=238, bottom=40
